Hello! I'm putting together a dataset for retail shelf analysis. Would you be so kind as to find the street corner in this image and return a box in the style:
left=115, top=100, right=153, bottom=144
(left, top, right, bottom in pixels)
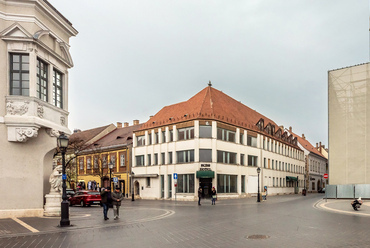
left=315, top=199, right=370, bottom=217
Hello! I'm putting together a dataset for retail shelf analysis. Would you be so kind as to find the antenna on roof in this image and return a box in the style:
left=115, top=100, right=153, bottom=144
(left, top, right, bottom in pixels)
left=208, top=80, right=212, bottom=87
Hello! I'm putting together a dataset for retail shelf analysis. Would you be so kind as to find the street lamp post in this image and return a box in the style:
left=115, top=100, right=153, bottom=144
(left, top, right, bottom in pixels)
left=109, top=161, right=114, bottom=190
left=57, top=133, right=70, bottom=227
left=131, top=171, right=135, bottom=201
left=257, top=167, right=261, bottom=203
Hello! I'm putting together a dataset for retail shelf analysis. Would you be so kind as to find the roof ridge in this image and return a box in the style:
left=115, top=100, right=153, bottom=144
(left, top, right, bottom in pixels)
left=198, top=86, right=214, bottom=117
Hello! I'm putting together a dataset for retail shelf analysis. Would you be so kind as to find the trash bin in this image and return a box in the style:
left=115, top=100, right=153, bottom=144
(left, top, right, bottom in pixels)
left=302, top=189, right=306, bottom=196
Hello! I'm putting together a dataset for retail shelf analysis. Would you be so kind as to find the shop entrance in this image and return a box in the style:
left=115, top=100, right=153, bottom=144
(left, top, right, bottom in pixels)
left=200, top=178, right=212, bottom=198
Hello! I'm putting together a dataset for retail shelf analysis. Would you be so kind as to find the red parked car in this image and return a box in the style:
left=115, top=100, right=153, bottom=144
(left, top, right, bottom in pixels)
left=69, top=190, right=101, bottom=207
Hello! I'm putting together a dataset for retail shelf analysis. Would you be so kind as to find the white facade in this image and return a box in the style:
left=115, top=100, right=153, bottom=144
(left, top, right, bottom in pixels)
left=132, top=120, right=305, bottom=201
left=0, top=0, right=77, bottom=218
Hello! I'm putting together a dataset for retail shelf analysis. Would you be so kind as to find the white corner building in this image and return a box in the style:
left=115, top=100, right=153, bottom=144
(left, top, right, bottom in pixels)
left=132, top=85, right=305, bottom=201
left=0, top=0, right=77, bottom=218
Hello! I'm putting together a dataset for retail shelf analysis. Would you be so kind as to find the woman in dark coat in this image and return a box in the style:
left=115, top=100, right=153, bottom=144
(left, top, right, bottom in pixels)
left=211, top=187, right=217, bottom=205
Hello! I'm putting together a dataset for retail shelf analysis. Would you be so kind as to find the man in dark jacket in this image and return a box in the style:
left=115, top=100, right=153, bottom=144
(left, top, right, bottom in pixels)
left=111, top=187, right=124, bottom=220
left=100, top=187, right=112, bottom=220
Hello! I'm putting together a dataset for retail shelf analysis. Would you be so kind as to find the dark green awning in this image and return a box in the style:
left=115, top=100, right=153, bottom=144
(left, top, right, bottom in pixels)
left=286, top=176, right=298, bottom=182
left=196, top=170, right=215, bottom=178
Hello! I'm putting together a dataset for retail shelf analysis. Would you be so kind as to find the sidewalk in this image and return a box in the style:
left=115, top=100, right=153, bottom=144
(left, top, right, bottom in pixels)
left=315, top=198, right=370, bottom=216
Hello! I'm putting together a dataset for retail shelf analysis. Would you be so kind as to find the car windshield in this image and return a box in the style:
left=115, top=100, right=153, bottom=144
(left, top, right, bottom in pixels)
left=88, top=192, right=100, bottom=195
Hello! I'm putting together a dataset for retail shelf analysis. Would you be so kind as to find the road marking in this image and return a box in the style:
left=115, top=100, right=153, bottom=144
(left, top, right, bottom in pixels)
left=12, top=217, right=39, bottom=233
left=315, top=199, right=370, bottom=217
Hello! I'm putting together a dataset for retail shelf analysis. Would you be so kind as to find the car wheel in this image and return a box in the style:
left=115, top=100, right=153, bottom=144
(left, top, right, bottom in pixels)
left=80, top=200, right=85, bottom=207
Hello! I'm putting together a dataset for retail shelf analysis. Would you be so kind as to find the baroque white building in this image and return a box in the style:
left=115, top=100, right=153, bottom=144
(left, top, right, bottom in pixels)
left=0, top=0, right=77, bottom=218
left=132, top=85, right=305, bottom=200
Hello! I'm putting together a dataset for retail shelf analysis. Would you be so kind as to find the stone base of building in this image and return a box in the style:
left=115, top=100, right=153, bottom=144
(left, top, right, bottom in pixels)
left=44, top=193, right=62, bottom=217
left=0, top=209, right=44, bottom=219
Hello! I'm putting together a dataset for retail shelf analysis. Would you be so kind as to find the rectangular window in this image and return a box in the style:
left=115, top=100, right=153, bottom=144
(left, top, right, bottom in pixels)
left=154, top=133, right=158, bottom=144
left=169, top=130, right=173, bottom=142
left=178, top=127, right=194, bottom=141
left=241, top=175, right=246, bottom=193
left=162, top=131, right=166, bottom=143
left=161, top=152, right=165, bottom=164
left=199, top=125, right=212, bottom=138
left=263, top=139, right=266, bottom=149
left=240, top=154, right=245, bottom=166
left=36, top=58, right=48, bottom=101
left=136, top=136, right=145, bottom=146
left=240, top=133, right=244, bottom=145
left=147, top=154, right=151, bottom=166
left=217, top=128, right=236, bottom=142
left=264, top=158, right=266, bottom=168
left=10, top=54, right=29, bottom=96
left=102, top=155, right=107, bottom=168
left=146, top=177, right=151, bottom=187
left=199, top=149, right=212, bottom=162
left=267, top=140, right=270, bottom=151
left=168, top=152, right=173, bottom=164
left=53, top=69, right=63, bottom=108
left=120, top=153, right=125, bottom=167
left=176, top=150, right=194, bottom=163
left=217, top=174, right=237, bottom=193
left=217, top=150, right=237, bottom=164
left=79, top=158, right=84, bottom=170
left=279, top=161, right=281, bottom=171
left=154, top=153, right=158, bottom=165
left=136, top=155, right=144, bottom=166
left=248, top=155, right=258, bottom=166
left=247, top=135, right=257, bottom=147
left=86, top=157, right=91, bottom=170
left=177, top=174, right=194, bottom=193
left=272, top=159, right=274, bottom=170
left=148, top=134, right=152, bottom=145
left=94, top=156, right=99, bottom=169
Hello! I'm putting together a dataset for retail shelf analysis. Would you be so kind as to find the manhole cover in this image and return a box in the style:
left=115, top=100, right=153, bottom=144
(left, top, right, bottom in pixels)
left=246, top=234, right=270, bottom=240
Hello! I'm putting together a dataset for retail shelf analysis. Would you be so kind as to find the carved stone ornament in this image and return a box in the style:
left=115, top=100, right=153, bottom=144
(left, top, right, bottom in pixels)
left=6, top=101, right=29, bottom=115
left=37, top=104, right=44, bottom=118
left=16, top=127, right=38, bottom=142
left=46, top=128, right=60, bottom=137
left=60, top=116, right=66, bottom=126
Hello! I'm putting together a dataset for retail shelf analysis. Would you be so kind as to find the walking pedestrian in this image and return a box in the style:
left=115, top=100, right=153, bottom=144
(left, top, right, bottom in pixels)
left=211, top=187, right=217, bottom=205
left=100, top=186, right=112, bottom=220
left=198, top=187, right=202, bottom=206
left=111, top=186, right=124, bottom=220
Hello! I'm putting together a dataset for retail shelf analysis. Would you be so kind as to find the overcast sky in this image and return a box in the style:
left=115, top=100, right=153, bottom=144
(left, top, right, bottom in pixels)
left=49, top=0, right=369, bottom=146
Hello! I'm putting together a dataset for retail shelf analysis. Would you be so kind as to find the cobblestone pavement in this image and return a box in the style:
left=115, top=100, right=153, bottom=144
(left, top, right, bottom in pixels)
left=0, top=194, right=369, bottom=248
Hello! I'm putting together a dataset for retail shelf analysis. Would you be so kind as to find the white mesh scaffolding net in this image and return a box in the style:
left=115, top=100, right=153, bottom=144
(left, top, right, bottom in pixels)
left=329, top=63, right=370, bottom=185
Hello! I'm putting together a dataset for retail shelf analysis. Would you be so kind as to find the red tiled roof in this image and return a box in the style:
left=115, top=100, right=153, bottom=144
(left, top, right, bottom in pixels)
left=140, top=86, right=279, bottom=131
left=69, top=124, right=113, bottom=145
left=289, top=131, right=327, bottom=160
left=89, top=124, right=142, bottom=149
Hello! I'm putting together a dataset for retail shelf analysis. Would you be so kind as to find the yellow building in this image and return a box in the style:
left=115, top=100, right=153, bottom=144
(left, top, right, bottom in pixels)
left=77, top=122, right=141, bottom=196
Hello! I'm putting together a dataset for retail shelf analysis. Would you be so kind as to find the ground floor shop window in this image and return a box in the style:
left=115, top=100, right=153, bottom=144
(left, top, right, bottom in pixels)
left=217, top=174, right=237, bottom=193
left=177, top=174, right=194, bottom=193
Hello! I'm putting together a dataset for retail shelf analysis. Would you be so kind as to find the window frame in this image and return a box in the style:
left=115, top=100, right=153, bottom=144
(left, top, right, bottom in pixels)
left=9, top=53, right=30, bottom=96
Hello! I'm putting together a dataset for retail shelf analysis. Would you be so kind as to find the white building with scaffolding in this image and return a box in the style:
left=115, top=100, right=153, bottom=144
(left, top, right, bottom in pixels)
left=328, top=63, right=370, bottom=198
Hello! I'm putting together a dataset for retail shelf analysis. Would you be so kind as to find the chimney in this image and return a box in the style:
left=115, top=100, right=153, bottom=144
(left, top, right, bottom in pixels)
left=316, top=143, right=318, bottom=148
left=279, top=125, right=284, bottom=130
left=117, top=122, right=122, bottom=128
left=73, top=129, right=81, bottom=133
left=319, top=141, right=321, bottom=148
left=124, top=122, right=129, bottom=127
left=133, top=120, right=139, bottom=125
left=302, top=134, right=305, bottom=140
left=149, top=115, right=154, bottom=119
left=289, top=126, right=292, bottom=133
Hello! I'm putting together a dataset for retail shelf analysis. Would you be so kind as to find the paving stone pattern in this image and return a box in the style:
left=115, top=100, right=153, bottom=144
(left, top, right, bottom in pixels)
left=0, top=195, right=369, bottom=248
